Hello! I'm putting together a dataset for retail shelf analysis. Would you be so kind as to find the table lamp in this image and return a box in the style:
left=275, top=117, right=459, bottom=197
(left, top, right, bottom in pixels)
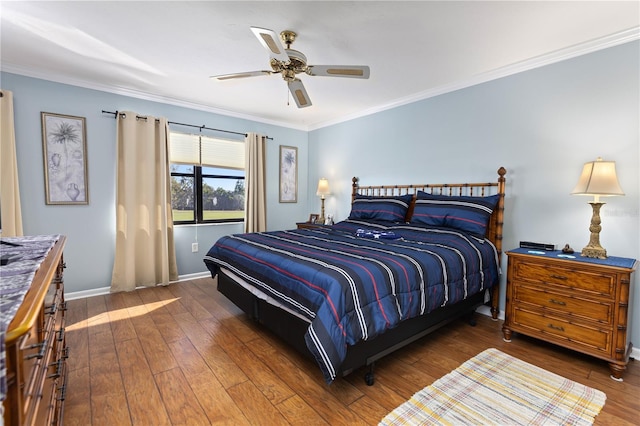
left=571, top=157, right=624, bottom=259
left=316, top=178, right=330, bottom=224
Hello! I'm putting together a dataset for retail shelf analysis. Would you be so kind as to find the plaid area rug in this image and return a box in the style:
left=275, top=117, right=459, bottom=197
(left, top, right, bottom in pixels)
left=380, top=348, right=606, bottom=426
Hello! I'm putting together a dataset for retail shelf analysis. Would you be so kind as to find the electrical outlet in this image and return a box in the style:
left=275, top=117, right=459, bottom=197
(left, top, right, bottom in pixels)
left=191, top=242, right=199, bottom=253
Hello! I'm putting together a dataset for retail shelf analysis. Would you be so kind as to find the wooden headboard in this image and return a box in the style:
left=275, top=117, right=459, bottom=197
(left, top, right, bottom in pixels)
left=351, top=167, right=507, bottom=260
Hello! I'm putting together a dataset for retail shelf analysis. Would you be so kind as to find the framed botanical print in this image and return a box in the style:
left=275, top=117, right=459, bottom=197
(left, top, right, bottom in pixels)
left=41, top=112, right=89, bottom=204
left=279, top=145, right=297, bottom=203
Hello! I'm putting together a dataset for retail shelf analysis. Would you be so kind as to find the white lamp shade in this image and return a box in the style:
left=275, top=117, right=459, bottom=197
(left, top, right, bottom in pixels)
left=571, top=157, right=624, bottom=197
left=316, top=178, right=330, bottom=196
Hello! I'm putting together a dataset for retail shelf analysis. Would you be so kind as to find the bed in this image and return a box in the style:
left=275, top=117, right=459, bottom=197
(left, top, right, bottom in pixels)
left=204, top=167, right=507, bottom=385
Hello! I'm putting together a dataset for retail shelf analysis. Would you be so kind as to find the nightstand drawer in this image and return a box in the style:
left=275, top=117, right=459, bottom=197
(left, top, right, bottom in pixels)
left=513, top=309, right=610, bottom=353
left=296, top=222, right=325, bottom=230
left=514, top=285, right=613, bottom=324
left=514, top=262, right=615, bottom=296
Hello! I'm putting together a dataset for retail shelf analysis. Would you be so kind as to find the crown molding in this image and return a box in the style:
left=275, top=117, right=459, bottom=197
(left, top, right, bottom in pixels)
left=308, top=27, right=640, bottom=131
left=2, top=27, right=637, bottom=133
left=0, top=63, right=309, bottom=132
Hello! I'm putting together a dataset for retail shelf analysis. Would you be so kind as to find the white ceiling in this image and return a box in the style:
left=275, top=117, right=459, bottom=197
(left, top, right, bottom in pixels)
left=1, top=1, right=638, bottom=130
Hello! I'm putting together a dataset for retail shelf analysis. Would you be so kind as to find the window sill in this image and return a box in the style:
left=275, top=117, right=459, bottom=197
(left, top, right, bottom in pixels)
left=174, top=221, right=244, bottom=228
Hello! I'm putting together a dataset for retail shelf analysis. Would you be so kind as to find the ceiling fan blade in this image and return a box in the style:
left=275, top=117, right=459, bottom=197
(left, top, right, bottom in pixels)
left=307, top=65, right=370, bottom=79
left=250, top=27, right=290, bottom=62
left=288, top=79, right=312, bottom=108
left=210, top=70, right=272, bottom=81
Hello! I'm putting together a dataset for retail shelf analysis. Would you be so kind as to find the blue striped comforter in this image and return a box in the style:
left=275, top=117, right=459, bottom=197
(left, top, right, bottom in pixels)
left=204, top=219, right=500, bottom=383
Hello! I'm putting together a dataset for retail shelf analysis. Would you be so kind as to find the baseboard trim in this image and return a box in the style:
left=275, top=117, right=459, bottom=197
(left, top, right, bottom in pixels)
left=64, top=271, right=211, bottom=301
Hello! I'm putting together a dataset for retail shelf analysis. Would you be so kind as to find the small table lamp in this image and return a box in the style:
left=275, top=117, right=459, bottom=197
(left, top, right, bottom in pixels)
left=316, top=178, right=330, bottom=224
left=571, top=157, right=624, bottom=259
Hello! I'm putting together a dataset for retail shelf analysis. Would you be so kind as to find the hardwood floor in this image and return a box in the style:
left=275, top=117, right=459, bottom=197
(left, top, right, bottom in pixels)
left=64, top=277, right=639, bottom=425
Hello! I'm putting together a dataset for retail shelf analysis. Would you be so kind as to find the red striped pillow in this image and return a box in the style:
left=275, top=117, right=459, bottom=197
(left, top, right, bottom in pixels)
left=410, top=192, right=499, bottom=237
left=349, top=194, right=413, bottom=223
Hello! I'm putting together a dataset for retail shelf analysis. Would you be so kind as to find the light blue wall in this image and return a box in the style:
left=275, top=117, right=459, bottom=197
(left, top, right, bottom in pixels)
left=3, top=40, right=639, bottom=350
left=1, top=72, right=309, bottom=292
left=309, top=41, right=640, bottom=349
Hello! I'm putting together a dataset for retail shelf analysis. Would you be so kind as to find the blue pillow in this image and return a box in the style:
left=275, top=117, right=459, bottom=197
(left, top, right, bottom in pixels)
left=410, top=192, right=500, bottom=237
left=348, top=194, right=413, bottom=223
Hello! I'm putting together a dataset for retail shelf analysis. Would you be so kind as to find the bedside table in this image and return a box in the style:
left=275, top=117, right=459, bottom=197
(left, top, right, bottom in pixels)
left=296, top=222, right=326, bottom=229
left=503, top=248, right=637, bottom=381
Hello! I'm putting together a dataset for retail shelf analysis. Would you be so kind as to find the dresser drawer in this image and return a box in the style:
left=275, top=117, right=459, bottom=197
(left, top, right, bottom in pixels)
left=22, top=310, right=58, bottom=424
left=512, top=308, right=610, bottom=353
left=514, top=285, right=613, bottom=324
left=514, top=261, right=615, bottom=296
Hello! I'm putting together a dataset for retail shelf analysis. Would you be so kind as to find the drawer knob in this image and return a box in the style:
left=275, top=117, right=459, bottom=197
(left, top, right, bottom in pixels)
left=549, top=299, right=567, bottom=306
left=548, top=323, right=565, bottom=332
left=550, top=274, right=568, bottom=280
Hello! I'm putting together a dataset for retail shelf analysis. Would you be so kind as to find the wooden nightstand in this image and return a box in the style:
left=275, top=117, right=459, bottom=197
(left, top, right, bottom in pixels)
left=503, top=248, right=637, bottom=380
left=296, top=222, right=326, bottom=229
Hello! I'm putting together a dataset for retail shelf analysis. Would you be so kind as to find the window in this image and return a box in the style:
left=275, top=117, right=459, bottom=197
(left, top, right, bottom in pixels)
left=169, top=132, right=245, bottom=224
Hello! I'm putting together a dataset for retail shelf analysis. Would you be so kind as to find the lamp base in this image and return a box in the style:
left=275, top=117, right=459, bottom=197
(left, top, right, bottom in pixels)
left=319, top=196, right=326, bottom=225
left=581, top=201, right=607, bottom=259
left=581, top=245, right=607, bottom=259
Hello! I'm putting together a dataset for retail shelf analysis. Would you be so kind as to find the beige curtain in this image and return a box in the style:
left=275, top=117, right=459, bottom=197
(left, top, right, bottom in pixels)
left=111, top=112, right=178, bottom=292
left=244, top=132, right=267, bottom=233
left=0, top=90, right=23, bottom=236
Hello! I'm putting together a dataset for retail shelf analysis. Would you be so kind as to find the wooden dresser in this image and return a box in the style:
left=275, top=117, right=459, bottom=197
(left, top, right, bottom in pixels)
left=2, top=236, right=68, bottom=425
left=503, top=248, right=637, bottom=380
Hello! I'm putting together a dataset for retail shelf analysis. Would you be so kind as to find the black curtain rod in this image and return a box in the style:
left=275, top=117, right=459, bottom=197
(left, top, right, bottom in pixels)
left=101, top=110, right=272, bottom=140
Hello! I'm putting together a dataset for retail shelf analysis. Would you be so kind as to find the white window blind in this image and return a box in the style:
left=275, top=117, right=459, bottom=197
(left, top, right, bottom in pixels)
left=201, top=136, right=244, bottom=170
left=169, top=132, right=200, bottom=165
left=169, top=132, right=244, bottom=169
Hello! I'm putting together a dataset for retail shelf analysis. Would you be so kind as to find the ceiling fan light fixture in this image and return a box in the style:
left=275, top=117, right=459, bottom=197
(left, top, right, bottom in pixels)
left=213, top=27, right=370, bottom=108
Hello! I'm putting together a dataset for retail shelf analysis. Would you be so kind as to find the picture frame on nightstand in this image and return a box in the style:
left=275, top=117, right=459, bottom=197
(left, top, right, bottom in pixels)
left=309, top=213, right=319, bottom=224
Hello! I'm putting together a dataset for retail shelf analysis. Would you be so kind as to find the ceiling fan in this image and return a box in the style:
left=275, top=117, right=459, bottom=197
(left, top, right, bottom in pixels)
left=211, top=27, right=370, bottom=108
